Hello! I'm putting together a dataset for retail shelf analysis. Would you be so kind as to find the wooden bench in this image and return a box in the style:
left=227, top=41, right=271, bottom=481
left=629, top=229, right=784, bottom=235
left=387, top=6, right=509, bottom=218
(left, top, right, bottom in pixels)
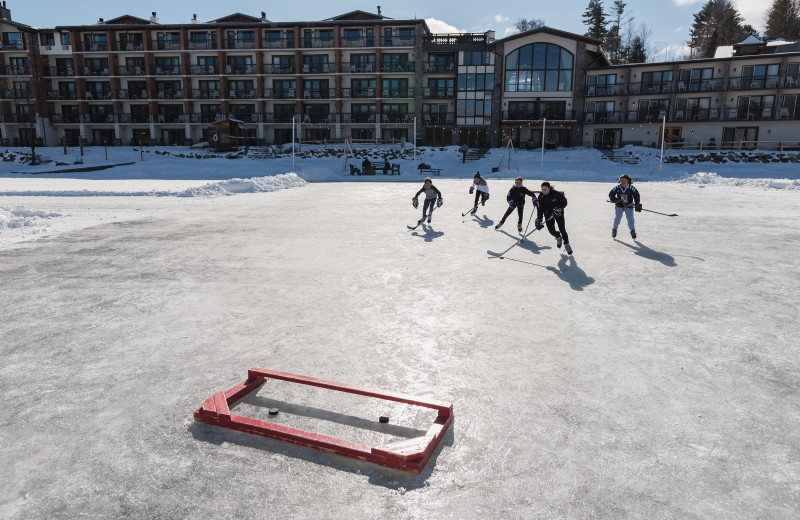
left=419, top=168, right=442, bottom=176
left=370, top=161, right=397, bottom=175
left=349, top=164, right=361, bottom=175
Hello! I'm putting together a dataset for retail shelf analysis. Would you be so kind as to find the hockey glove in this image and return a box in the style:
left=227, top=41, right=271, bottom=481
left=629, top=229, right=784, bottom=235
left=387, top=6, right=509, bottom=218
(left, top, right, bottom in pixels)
left=508, top=199, right=516, bottom=208
left=531, top=196, right=539, bottom=208
left=613, top=198, right=624, bottom=207
left=469, top=187, right=474, bottom=194
left=535, top=218, right=544, bottom=230
left=553, top=207, right=563, bottom=217
left=635, top=203, right=642, bottom=212
left=481, top=193, right=489, bottom=205
left=437, top=198, right=443, bottom=208
left=412, top=197, right=418, bottom=209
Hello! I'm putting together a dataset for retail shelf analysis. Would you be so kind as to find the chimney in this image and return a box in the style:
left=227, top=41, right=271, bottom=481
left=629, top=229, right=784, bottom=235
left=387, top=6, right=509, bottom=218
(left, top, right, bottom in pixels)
left=485, top=30, right=495, bottom=43
left=150, top=11, right=159, bottom=24
left=261, top=11, right=268, bottom=21
left=98, top=18, right=104, bottom=24
left=377, top=5, right=382, bottom=17
left=191, top=13, right=199, bottom=24
left=0, top=1, right=11, bottom=21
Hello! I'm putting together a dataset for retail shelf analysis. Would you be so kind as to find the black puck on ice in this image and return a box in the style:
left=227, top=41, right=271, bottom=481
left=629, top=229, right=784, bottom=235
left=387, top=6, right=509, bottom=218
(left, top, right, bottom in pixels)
left=268, top=408, right=279, bottom=415
left=379, top=416, right=390, bottom=423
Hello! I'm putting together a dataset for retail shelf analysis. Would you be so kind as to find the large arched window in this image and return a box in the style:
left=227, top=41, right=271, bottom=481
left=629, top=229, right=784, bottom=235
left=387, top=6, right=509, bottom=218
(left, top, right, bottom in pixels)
left=505, top=43, right=573, bottom=92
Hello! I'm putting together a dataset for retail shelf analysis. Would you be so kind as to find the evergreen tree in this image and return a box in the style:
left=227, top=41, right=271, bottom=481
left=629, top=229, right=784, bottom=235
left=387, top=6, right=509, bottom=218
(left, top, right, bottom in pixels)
left=515, top=18, right=546, bottom=33
left=765, top=0, right=800, bottom=40
left=628, top=35, right=647, bottom=63
left=604, top=1, right=628, bottom=64
left=583, top=0, right=608, bottom=40
left=689, top=0, right=746, bottom=58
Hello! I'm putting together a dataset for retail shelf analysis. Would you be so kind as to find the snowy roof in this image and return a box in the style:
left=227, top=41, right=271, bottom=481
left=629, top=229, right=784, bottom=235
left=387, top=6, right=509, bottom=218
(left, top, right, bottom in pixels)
left=714, top=45, right=734, bottom=58
left=736, top=34, right=763, bottom=46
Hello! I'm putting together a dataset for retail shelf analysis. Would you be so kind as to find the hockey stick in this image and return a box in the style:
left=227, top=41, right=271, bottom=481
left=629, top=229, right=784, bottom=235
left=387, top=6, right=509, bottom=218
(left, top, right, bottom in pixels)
left=462, top=205, right=478, bottom=217
left=407, top=203, right=438, bottom=229
left=647, top=161, right=663, bottom=176
left=606, top=200, right=677, bottom=217
left=520, top=205, right=537, bottom=243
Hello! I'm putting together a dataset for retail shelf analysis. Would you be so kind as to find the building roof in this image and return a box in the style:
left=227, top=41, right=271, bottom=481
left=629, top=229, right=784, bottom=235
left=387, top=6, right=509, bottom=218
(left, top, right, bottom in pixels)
left=325, top=10, right=388, bottom=21
left=207, top=13, right=265, bottom=24
left=102, top=15, right=151, bottom=25
left=734, top=33, right=763, bottom=47
left=494, top=26, right=603, bottom=47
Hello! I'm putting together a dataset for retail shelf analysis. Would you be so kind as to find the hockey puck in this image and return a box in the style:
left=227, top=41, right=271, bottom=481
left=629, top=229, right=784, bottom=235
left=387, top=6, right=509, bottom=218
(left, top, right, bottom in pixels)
left=268, top=408, right=279, bottom=416
left=379, top=416, right=389, bottom=423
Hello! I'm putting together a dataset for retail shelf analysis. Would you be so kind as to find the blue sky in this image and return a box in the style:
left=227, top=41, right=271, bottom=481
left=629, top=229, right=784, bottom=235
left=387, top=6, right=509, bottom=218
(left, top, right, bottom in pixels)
left=13, top=0, right=768, bottom=61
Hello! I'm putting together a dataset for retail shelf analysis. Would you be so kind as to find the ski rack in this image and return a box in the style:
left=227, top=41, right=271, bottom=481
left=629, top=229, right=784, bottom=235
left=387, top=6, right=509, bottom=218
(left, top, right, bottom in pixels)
left=194, top=368, right=454, bottom=473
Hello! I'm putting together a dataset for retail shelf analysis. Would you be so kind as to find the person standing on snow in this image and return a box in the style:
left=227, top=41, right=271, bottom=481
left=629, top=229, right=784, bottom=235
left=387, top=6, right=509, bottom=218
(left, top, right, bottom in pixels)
left=535, top=181, right=572, bottom=255
left=468, top=171, right=490, bottom=215
left=495, top=176, right=538, bottom=232
left=609, top=174, right=642, bottom=239
left=413, top=177, right=443, bottom=224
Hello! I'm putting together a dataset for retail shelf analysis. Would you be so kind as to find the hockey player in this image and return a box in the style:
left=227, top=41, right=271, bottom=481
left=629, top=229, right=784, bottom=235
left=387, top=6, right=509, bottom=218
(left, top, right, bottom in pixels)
left=413, top=177, right=443, bottom=224
left=535, top=181, right=572, bottom=255
left=468, top=171, right=490, bottom=215
left=495, top=177, right=538, bottom=232
left=608, top=174, right=642, bottom=239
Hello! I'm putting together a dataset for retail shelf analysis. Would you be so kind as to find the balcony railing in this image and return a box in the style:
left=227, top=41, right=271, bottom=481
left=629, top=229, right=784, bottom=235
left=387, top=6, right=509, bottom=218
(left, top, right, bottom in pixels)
left=151, top=40, right=182, bottom=50
left=155, top=66, right=182, bottom=75
left=382, top=88, right=414, bottom=98
left=189, top=65, right=219, bottom=75
left=585, top=84, right=623, bottom=96
left=302, top=88, right=335, bottom=99
left=626, top=110, right=668, bottom=123
left=154, top=113, right=186, bottom=124
left=673, top=108, right=720, bottom=122
left=303, top=38, right=334, bottom=48
left=299, top=113, right=334, bottom=123
left=118, top=89, right=149, bottom=100
left=47, top=90, right=78, bottom=100
left=341, top=113, right=376, bottom=123
left=381, top=63, right=415, bottom=73
left=263, top=38, right=293, bottom=49
left=225, top=39, right=256, bottom=49
left=187, top=41, right=218, bottom=50
left=51, top=114, right=81, bottom=124
left=777, top=105, right=800, bottom=119
left=343, top=63, right=376, bottom=73
left=424, top=63, right=455, bottom=73
left=346, top=88, right=375, bottom=98
left=192, top=89, right=221, bottom=99
left=190, top=113, right=226, bottom=123
left=272, top=113, right=300, bottom=123
left=387, top=37, right=415, bottom=47
left=118, top=113, right=153, bottom=123
left=675, top=79, right=723, bottom=92
left=783, top=75, right=800, bottom=88
left=728, top=75, right=781, bottom=90
left=627, top=82, right=675, bottom=95
left=224, top=64, right=257, bottom=74
left=0, top=41, right=26, bottom=50
left=82, top=67, right=110, bottom=76
left=116, top=41, right=144, bottom=51
left=582, top=111, right=624, bottom=123
left=1, top=65, right=30, bottom=75
left=116, top=66, right=146, bottom=76
left=504, top=110, right=574, bottom=121
left=83, top=113, right=116, bottom=123
left=301, top=63, right=335, bottom=74
left=82, top=41, right=110, bottom=52
left=229, top=89, right=257, bottom=99
left=424, top=87, right=454, bottom=98
left=423, top=33, right=489, bottom=45
left=380, top=113, right=414, bottom=123
left=263, top=88, right=296, bottom=99
left=723, top=106, right=775, bottom=121
left=422, top=112, right=454, bottom=124
left=3, top=89, right=32, bottom=99
left=263, top=64, right=295, bottom=74
left=341, top=37, right=374, bottom=48
left=155, top=89, right=184, bottom=99
left=84, top=90, right=113, bottom=100
left=47, top=66, right=75, bottom=76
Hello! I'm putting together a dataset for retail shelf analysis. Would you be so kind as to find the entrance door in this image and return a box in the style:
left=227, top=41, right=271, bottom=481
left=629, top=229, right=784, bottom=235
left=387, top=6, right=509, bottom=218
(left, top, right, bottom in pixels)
left=161, top=129, right=182, bottom=146
left=659, top=127, right=682, bottom=148
left=593, top=129, right=621, bottom=149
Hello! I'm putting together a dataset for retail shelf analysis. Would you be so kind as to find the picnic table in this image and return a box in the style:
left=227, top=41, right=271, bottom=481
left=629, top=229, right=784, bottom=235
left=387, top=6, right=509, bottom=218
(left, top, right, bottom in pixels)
left=350, top=162, right=400, bottom=175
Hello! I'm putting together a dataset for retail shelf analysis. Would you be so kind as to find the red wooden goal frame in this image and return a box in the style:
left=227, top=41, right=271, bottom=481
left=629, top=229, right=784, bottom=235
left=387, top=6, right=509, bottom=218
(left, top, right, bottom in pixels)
left=194, top=368, right=454, bottom=473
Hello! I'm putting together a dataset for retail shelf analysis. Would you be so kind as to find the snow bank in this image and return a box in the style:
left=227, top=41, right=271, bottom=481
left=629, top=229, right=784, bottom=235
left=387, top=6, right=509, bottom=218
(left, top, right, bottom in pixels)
left=0, top=206, right=62, bottom=229
left=677, top=172, right=800, bottom=190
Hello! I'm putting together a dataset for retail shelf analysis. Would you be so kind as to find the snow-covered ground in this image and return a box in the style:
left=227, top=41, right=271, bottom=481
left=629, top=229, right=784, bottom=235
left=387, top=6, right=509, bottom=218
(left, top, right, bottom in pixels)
left=1, top=147, right=799, bottom=518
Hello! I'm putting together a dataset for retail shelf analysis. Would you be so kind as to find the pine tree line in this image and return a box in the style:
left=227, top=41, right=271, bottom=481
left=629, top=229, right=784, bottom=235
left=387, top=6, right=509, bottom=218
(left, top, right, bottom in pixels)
left=764, top=0, right=800, bottom=40
left=582, top=0, right=650, bottom=64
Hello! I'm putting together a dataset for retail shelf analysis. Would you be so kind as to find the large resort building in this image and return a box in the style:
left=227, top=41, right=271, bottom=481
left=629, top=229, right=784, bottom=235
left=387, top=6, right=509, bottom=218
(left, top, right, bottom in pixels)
left=1, top=4, right=798, bottom=149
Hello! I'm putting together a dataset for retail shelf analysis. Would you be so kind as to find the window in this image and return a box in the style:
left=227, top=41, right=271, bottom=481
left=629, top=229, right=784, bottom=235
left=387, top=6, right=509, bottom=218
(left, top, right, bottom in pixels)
left=675, top=97, right=711, bottom=120
left=636, top=99, right=670, bottom=122
left=586, top=74, right=616, bottom=95
left=585, top=101, right=615, bottom=115
left=40, top=33, right=55, bottom=46
left=155, top=57, right=180, bottom=74
left=641, top=71, right=673, bottom=93
left=427, top=78, right=454, bottom=97
left=427, top=54, right=455, bottom=72
left=678, top=67, right=713, bottom=91
left=457, top=73, right=494, bottom=91
left=351, top=54, right=375, bottom=71
left=457, top=99, right=492, bottom=117
left=462, top=51, right=489, bottom=66
left=343, top=29, right=362, bottom=42
left=271, top=55, right=295, bottom=73
left=383, top=78, right=409, bottom=97
left=351, top=103, right=376, bottom=123
left=303, top=55, right=330, bottom=73
left=382, top=54, right=411, bottom=72
left=504, top=43, right=572, bottom=92
left=303, top=79, right=329, bottom=98
left=351, top=78, right=375, bottom=97
left=742, top=64, right=780, bottom=88
left=737, top=95, right=774, bottom=120
left=780, top=94, right=800, bottom=119
left=273, top=79, right=296, bottom=98
left=3, top=32, right=23, bottom=48
left=60, top=33, right=71, bottom=45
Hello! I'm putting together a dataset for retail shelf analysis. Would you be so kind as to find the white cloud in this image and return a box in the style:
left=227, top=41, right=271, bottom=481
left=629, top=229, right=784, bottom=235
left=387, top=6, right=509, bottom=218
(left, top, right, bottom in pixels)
left=732, top=0, right=767, bottom=29
left=503, top=27, right=517, bottom=37
left=674, top=26, right=684, bottom=33
left=425, top=18, right=465, bottom=34
left=672, top=0, right=703, bottom=6
left=493, top=14, right=510, bottom=23
left=654, top=43, right=693, bottom=61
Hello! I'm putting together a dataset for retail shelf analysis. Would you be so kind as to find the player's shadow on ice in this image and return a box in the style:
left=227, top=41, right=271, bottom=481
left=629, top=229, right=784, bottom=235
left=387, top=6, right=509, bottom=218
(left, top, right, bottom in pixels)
left=496, top=229, right=549, bottom=255
left=546, top=255, right=595, bottom=291
left=188, top=394, right=454, bottom=490
left=467, top=214, right=494, bottom=228
left=615, top=239, right=677, bottom=266
left=410, top=224, right=444, bottom=241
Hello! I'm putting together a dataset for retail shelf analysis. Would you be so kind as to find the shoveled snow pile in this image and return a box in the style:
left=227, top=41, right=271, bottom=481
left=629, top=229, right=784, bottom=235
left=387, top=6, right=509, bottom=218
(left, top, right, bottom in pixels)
left=0, top=206, right=62, bottom=230
left=177, top=173, right=307, bottom=197
left=678, top=172, right=800, bottom=190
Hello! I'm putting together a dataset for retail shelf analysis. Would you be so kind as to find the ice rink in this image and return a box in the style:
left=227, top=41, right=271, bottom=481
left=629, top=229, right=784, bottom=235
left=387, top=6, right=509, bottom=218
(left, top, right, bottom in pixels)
left=1, top=180, right=799, bottom=519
